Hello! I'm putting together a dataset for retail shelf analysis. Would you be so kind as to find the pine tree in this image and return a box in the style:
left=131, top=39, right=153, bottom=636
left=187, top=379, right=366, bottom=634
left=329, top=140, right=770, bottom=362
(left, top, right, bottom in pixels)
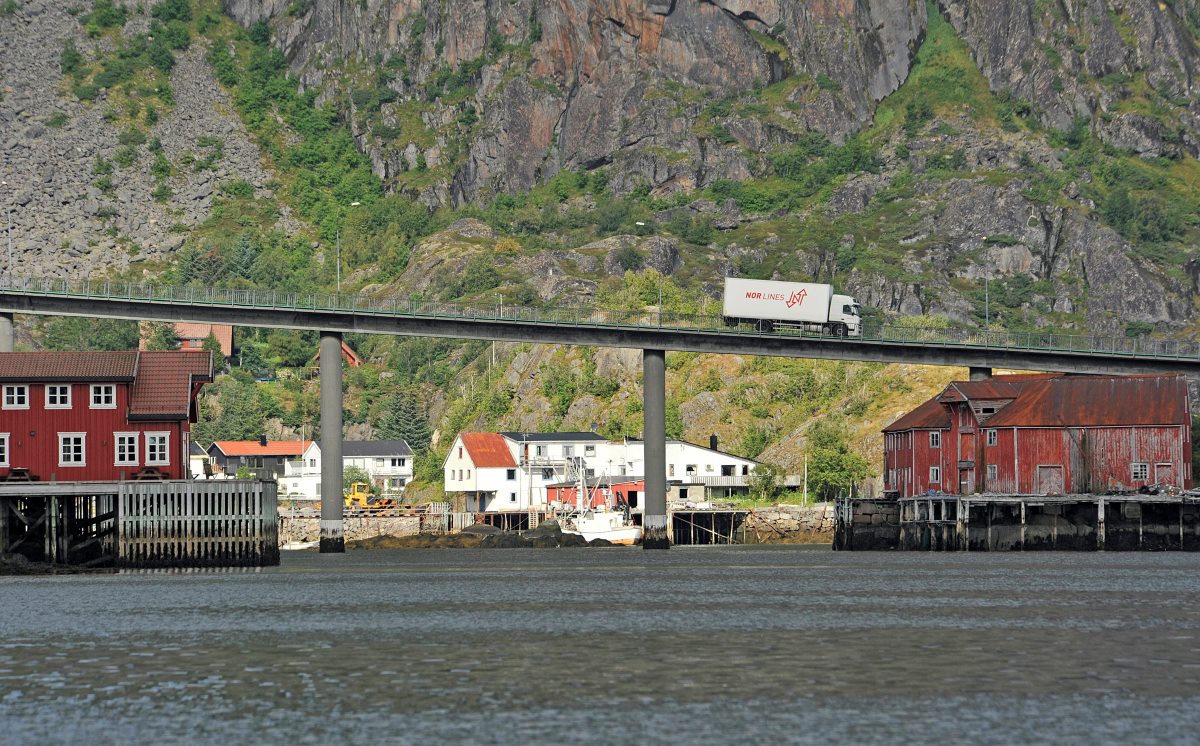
left=227, top=233, right=259, bottom=280
left=144, top=322, right=179, bottom=350
left=376, top=392, right=431, bottom=452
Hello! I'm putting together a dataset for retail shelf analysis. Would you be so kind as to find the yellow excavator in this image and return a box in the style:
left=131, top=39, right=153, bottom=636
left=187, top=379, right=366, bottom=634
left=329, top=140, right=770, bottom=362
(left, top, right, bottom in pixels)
left=344, top=482, right=372, bottom=511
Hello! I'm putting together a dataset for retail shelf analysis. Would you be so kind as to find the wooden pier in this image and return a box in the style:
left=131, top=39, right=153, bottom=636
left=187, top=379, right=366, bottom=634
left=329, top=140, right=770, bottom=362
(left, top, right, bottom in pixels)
left=835, top=494, right=1200, bottom=551
left=0, top=480, right=279, bottom=569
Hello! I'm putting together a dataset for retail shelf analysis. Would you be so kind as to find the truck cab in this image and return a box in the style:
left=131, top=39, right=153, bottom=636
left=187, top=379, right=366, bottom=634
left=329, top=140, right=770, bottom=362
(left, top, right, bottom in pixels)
left=829, top=295, right=863, bottom=337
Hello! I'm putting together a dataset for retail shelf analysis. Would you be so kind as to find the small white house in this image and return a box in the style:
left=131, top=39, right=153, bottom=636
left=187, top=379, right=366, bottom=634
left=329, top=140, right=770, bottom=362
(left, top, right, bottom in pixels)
left=443, top=432, right=520, bottom=512
left=443, top=431, right=762, bottom=511
left=281, top=440, right=414, bottom=500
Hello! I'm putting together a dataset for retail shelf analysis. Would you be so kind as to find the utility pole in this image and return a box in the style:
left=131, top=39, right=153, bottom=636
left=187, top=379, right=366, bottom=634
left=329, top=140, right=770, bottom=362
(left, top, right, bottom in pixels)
left=801, top=455, right=811, bottom=508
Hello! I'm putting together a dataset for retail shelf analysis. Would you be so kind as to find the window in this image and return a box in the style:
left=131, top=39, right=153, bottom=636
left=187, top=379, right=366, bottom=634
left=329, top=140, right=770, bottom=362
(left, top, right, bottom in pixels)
left=391, top=458, right=405, bottom=468
left=91, top=384, right=116, bottom=409
left=987, top=464, right=998, bottom=480
left=541, top=468, right=553, bottom=480
left=980, top=406, right=996, bottom=415
left=706, top=464, right=714, bottom=473
left=509, top=492, right=517, bottom=503
left=45, top=385, right=71, bottom=409
left=375, top=458, right=384, bottom=467
left=309, top=459, right=316, bottom=467
left=986, top=429, right=998, bottom=447
left=686, top=464, right=697, bottom=475
left=3, top=385, right=28, bottom=410
left=584, top=445, right=596, bottom=456
left=929, top=466, right=941, bottom=483
left=146, top=433, right=169, bottom=465
left=466, top=469, right=470, bottom=479
left=585, top=468, right=595, bottom=479
left=115, top=433, right=138, bottom=465
left=1132, top=463, right=1149, bottom=481
left=0, top=433, right=8, bottom=467
left=59, top=433, right=86, bottom=467
left=536, top=445, right=547, bottom=457
left=930, top=432, right=941, bottom=448
left=506, top=469, right=516, bottom=480
left=668, top=464, right=675, bottom=477
left=563, top=445, right=574, bottom=457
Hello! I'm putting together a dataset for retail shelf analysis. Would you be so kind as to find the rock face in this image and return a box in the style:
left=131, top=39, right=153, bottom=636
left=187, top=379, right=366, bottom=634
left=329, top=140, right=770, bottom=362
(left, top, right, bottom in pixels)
left=222, top=0, right=927, bottom=203
left=937, top=0, right=1200, bottom=155
left=0, top=0, right=282, bottom=280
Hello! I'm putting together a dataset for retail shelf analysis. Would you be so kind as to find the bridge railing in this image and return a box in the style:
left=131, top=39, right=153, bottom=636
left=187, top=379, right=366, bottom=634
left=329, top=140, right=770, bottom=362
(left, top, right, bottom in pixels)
left=4, top=276, right=1198, bottom=360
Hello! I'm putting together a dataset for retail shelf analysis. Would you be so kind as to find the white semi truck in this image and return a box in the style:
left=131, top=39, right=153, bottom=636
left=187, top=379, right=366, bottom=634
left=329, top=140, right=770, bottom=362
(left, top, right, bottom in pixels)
left=722, top=277, right=863, bottom=337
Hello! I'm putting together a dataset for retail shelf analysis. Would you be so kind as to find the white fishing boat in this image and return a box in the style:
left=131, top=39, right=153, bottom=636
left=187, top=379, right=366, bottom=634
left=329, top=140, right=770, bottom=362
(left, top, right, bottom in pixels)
left=280, top=540, right=319, bottom=551
left=566, top=505, right=643, bottom=545
left=560, top=460, right=642, bottom=545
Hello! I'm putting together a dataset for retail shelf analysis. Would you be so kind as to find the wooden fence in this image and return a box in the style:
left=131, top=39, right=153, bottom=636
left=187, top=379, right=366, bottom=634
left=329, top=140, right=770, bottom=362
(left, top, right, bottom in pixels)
left=118, top=481, right=278, bottom=568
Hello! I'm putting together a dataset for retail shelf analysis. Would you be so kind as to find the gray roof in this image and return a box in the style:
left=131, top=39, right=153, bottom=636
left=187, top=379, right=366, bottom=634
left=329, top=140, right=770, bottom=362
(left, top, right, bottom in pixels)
left=343, top=440, right=413, bottom=457
left=500, top=432, right=608, bottom=443
left=190, top=442, right=207, bottom=456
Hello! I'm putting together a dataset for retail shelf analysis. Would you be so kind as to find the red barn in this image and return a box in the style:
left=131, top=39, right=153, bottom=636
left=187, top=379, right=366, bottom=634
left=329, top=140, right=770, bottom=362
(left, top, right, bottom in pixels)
left=883, top=373, right=1192, bottom=497
left=0, top=351, right=212, bottom=481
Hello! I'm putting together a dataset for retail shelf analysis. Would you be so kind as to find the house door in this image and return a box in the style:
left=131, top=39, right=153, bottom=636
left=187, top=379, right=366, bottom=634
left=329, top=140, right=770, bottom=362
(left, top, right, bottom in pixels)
left=959, top=467, right=975, bottom=495
left=1155, top=463, right=1176, bottom=486
left=1036, top=465, right=1064, bottom=495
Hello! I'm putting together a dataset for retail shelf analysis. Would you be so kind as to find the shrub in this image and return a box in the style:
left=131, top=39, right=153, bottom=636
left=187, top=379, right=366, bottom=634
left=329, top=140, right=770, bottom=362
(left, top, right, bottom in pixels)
left=118, top=127, right=147, bottom=146
left=114, top=145, right=139, bottom=168
left=60, top=39, right=84, bottom=77
left=151, top=0, right=191, bottom=22
left=45, top=112, right=68, bottom=128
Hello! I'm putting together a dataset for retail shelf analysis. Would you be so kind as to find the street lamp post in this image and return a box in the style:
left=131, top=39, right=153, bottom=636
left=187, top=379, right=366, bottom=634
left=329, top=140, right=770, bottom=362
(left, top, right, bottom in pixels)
left=982, top=236, right=989, bottom=329
left=2, top=180, right=10, bottom=284
left=336, top=201, right=361, bottom=295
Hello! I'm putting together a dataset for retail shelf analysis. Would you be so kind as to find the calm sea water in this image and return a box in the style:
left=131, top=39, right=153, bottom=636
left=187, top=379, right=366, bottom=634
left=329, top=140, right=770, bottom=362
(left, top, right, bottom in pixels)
left=1, top=547, right=1199, bottom=745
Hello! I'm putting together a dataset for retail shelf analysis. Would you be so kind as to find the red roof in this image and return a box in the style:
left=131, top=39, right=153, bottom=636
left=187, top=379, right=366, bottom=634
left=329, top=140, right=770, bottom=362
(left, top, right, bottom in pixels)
left=139, top=323, right=234, bottom=357
left=987, top=374, right=1189, bottom=427
left=886, top=374, right=1189, bottom=432
left=461, top=432, right=517, bottom=468
left=0, top=351, right=138, bottom=381
left=129, top=351, right=214, bottom=419
left=211, top=440, right=313, bottom=457
left=883, top=398, right=951, bottom=432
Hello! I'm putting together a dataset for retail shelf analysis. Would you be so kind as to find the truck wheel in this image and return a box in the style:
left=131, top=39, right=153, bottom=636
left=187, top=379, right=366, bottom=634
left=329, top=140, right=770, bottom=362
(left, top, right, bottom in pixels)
left=834, top=323, right=847, bottom=338
left=758, top=320, right=775, bottom=333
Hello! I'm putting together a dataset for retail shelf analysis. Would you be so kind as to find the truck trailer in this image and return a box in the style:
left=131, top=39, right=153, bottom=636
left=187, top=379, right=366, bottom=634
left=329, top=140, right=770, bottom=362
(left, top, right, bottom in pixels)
left=722, top=277, right=862, bottom=337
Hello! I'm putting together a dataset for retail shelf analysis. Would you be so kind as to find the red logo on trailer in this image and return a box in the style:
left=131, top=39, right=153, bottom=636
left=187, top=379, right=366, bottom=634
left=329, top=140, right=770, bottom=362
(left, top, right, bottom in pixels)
left=785, top=289, right=807, bottom=308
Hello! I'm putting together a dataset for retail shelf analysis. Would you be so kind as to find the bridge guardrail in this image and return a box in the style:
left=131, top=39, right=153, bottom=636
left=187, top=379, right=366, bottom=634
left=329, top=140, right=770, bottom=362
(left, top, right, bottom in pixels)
left=3, top=275, right=1197, bottom=360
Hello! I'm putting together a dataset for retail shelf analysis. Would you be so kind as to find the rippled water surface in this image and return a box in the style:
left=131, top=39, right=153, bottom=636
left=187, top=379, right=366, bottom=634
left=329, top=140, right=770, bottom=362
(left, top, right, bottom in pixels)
left=2, top=547, right=1199, bottom=744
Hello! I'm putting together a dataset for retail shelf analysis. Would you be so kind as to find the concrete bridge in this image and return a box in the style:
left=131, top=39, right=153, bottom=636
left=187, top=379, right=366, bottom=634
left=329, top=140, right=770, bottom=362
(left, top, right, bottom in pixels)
left=1, top=277, right=1198, bottom=552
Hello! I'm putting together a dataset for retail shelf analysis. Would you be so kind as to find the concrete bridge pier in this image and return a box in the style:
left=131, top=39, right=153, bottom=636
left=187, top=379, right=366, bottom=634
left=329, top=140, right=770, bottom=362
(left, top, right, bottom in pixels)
left=319, top=331, right=345, bottom=553
left=643, top=348, right=669, bottom=550
left=0, top=312, right=13, bottom=352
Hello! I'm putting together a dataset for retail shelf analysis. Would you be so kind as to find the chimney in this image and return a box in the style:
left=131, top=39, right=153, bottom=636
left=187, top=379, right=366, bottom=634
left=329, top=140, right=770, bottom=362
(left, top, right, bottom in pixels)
left=259, top=434, right=268, bottom=447
left=710, top=434, right=718, bottom=451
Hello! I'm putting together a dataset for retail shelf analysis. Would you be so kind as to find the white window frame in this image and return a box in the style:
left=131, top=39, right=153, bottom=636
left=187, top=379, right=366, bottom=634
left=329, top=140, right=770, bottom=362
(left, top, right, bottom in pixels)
left=0, top=432, right=9, bottom=467
left=45, top=385, right=72, bottom=409
left=115, top=432, right=139, bottom=466
left=986, top=464, right=998, bottom=480
left=58, top=432, right=86, bottom=467
left=929, top=432, right=941, bottom=449
left=929, top=466, right=941, bottom=483
left=584, top=445, right=596, bottom=456
left=1131, top=462, right=1149, bottom=481
left=145, top=432, right=170, bottom=466
left=90, top=384, right=116, bottom=409
left=3, top=385, right=28, bottom=410
left=986, top=429, right=998, bottom=447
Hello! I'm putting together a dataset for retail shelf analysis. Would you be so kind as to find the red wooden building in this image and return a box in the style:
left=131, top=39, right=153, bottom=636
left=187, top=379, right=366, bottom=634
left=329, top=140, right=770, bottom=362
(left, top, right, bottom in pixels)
left=0, top=351, right=213, bottom=481
left=883, top=373, right=1192, bottom=497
